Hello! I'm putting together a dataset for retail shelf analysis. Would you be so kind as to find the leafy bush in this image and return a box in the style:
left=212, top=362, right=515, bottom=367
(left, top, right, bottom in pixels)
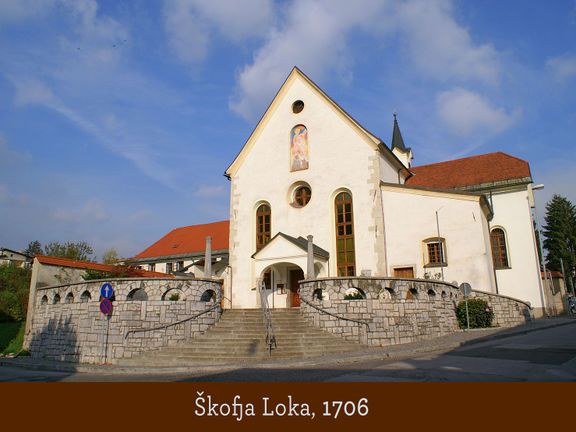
left=0, top=321, right=25, bottom=354
left=0, top=264, right=30, bottom=322
left=456, top=298, right=494, bottom=329
left=169, top=293, right=180, bottom=301
left=344, top=290, right=365, bottom=300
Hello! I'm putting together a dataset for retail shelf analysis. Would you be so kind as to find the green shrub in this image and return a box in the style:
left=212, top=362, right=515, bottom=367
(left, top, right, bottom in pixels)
left=0, top=321, right=25, bottom=354
left=169, top=293, right=180, bottom=301
left=456, top=298, right=494, bottom=329
left=344, top=290, right=365, bottom=300
left=0, top=264, right=30, bottom=322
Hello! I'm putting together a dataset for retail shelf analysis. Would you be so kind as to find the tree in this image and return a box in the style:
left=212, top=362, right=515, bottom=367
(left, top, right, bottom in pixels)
left=101, top=248, right=119, bottom=264
left=542, top=194, right=576, bottom=289
left=0, top=264, right=31, bottom=322
left=24, top=240, right=43, bottom=257
left=43, top=241, right=95, bottom=262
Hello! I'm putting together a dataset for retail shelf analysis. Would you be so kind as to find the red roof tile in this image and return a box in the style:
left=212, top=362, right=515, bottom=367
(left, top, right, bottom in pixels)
left=407, top=152, right=532, bottom=189
left=132, top=220, right=230, bottom=260
left=35, top=255, right=173, bottom=278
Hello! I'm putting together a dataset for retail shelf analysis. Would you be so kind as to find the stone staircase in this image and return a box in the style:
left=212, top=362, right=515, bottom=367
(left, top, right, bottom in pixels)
left=117, top=308, right=365, bottom=367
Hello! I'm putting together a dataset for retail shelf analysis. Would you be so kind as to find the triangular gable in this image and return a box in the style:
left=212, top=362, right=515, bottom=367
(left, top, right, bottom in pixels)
left=251, top=232, right=329, bottom=260
left=225, top=67, right=411, bottom=178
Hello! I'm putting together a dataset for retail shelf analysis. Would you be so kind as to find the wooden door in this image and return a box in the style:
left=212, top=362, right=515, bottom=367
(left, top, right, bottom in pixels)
left=289, top=269, right=304, bottom=307
left=394, top=267, right=414, bottom=278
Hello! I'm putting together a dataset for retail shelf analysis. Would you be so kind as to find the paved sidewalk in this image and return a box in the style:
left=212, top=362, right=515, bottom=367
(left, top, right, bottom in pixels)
left=2, top=316, right=574, bottom=375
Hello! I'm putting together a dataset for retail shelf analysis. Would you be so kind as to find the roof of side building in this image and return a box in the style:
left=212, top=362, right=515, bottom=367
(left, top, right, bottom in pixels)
left=35, top=255, right=173, bottom=278
left=406, top=152, right=532, bottom=189
left=130, top=220, right=230, bottom=260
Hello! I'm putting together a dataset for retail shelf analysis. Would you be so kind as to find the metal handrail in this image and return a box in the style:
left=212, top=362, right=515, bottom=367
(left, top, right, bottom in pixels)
left=258, top=278, right=277, bottom=356
left=124, top=303, right=221, bottom=338
left=299, top=295, right=371, bottom=333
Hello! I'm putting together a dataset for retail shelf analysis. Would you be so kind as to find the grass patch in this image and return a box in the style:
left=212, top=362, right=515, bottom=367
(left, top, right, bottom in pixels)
left=0, top=321, right=25, bottom=355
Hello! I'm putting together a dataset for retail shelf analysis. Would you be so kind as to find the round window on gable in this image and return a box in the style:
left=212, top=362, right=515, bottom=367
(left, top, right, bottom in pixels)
left=294, top=186, right=311, bottom=207
left=292, top=100, right=304, bottom=114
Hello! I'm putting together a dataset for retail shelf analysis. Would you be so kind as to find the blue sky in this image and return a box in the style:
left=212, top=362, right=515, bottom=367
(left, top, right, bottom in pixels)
left=1, top=0, right=575, bottom=261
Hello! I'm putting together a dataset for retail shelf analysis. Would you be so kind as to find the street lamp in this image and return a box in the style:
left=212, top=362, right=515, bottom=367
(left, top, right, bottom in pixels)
left=531, top=184, right=553, bottom=317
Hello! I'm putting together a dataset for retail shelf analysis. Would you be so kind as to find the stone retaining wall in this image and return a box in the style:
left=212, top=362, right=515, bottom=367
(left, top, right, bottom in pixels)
left=25, top=278, right=223, bottom=364
left=299, top=277, right=533, bottom=346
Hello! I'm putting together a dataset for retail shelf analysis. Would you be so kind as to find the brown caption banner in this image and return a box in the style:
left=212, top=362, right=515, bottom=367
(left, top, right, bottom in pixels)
left=1, top=382, right=572, bottom=430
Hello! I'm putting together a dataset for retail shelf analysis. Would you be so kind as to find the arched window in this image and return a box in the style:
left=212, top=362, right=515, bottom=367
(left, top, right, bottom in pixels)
left=490, top=228, right=509, bottom=269
left=334, top=192, right=355, bottom=276
left=256, top=204, right=271, bottom=250
left=80, top=291, right=91, bottom=303
left=65, top=293, right=74, bottom=304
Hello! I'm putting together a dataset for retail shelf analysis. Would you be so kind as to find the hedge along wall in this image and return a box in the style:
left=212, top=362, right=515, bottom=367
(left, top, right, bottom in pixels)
left=25, top=278, right=223, bottom=364
left=299, top=277, right=533, bottom=347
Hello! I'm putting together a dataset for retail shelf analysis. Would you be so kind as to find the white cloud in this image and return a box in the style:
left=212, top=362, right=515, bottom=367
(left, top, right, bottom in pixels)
left=11, top=78, right=57, bottom=107
left=396, top=0, right=500, bottom=84
left=547, top=53, right=576, bottom=81
left=0, top=132, right=31, bottom=166
left=436, top=87, right=520, bottom=137
left=0, top=0, right=58, bottom=22
left=229, top=0, right=502, bottom=120
left=51, top=198, right=108, bottom=224
left=195, top=185, right=228, bottom=198
left=229, top=0, right=391, bottom=119
left=163, top=0, right=275, bottom=63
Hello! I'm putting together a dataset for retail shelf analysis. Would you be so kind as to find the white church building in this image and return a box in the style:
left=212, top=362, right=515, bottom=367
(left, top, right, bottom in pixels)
left=129, top=67, right=546, bottom=316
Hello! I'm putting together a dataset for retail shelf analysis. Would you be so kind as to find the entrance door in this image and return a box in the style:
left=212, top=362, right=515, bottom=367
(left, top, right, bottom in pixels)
left=289, top=269, right=304, bottom=307
left=394, top=267, right=414, bottom=278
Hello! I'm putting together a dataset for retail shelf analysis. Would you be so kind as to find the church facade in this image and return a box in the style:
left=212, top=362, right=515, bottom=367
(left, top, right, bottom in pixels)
left=131, top=68, right=546, bottom=316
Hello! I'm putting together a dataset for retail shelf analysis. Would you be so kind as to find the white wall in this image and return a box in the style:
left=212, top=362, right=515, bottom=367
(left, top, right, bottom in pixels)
left=381, top=186, right=496, bottom=293
left=229, top=75, right=399, bottom=308
left=489, top=187, right=544, bottom=311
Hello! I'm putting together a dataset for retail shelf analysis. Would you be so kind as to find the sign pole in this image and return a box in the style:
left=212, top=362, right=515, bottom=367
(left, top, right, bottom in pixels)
left=99, top=283, right=115, bottom=365
left=464, top=292, right=470, bottom=331
left=459, top=283, right=472, bottom=331
left=104, top=314, right=110, bottom=364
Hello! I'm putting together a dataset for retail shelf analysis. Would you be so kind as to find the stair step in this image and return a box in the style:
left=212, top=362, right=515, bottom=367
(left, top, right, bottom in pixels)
left=117, top=307, right=365, bottom=366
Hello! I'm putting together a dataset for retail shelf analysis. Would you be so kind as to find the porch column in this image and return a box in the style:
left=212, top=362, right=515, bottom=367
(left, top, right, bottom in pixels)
left=307, top=235, right=314, bottom=280
left=205, top=236, right=212, bottom=278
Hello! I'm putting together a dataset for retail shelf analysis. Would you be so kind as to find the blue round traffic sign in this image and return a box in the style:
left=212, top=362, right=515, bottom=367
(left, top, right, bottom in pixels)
left=100, top=299, right=113, bottom=315
left=100, top=283, right=114, bottom=299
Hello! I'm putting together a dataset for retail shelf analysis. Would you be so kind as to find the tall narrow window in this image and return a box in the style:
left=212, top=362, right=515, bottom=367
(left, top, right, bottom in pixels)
left=335, top=192, right=355, bottom=276
left=490, top=228, right=509, bottom=269
left=256, top=204, right=271, bottom=250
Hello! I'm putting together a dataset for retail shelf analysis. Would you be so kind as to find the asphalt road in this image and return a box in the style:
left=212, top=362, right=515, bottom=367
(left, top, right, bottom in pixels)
left=2, top=321, right=575, bottom=382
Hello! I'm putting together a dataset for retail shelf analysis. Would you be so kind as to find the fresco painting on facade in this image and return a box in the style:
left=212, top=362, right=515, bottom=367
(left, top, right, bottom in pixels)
left=290, top=125, right=309, bottom=171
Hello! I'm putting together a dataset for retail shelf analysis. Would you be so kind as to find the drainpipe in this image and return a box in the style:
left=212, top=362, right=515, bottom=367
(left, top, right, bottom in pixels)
left=307, top=235, right=314, bottom=280
left=205, top=236, right=212, bottom=279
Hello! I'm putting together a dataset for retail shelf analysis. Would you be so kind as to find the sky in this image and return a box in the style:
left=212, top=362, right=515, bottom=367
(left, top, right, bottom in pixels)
left=1, top=0, right=575, bottom=261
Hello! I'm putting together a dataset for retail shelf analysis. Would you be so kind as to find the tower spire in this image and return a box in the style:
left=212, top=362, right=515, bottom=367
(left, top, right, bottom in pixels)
left=391, top=111, right=409, bottom=152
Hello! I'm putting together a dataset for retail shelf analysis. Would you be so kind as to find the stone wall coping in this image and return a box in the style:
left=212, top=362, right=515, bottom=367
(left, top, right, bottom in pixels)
left=470, top=288, right=533, bottom=309
left=36, top=277, right=223, bottom=292
left=301, top=276, right=459, bottom=289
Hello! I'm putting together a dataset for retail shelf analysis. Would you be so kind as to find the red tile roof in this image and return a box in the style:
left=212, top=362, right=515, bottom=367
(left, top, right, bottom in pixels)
left=131, top=220, right=230, bottom=260
left=35, top=255, right=173, bottom=278
left=407, top=152, right=532, bottom=189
